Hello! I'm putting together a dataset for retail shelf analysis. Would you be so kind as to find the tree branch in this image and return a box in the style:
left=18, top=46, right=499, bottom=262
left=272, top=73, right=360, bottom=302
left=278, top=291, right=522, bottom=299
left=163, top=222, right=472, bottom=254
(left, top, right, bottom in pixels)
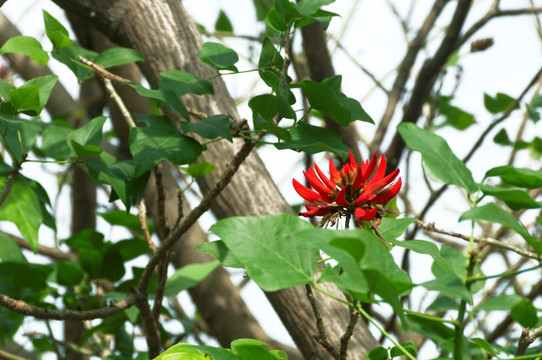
left=385, top=0, right=474, bottom=169
left=417, top=220, right=541, bottom=260
left=516, top=326, right=542, bottom=356
left=0, top=293, right=137, bottom=320
left=370, top=0, right=448, bottom=154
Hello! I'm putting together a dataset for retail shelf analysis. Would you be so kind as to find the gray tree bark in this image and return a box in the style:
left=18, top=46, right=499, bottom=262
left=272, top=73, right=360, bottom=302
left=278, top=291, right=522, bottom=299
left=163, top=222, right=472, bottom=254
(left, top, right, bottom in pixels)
left=51, top=0, right=379, bottom=358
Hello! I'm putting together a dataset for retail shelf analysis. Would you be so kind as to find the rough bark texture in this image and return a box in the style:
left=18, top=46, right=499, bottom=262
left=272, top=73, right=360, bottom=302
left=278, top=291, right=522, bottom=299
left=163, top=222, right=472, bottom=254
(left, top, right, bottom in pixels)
left=52, top=0, right=378, bottom=357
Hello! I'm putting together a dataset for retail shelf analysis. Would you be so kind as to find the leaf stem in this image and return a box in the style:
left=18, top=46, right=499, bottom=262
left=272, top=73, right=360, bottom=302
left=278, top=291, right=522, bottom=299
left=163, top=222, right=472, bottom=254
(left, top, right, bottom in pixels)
left=354, top=302, right=417, bottom=360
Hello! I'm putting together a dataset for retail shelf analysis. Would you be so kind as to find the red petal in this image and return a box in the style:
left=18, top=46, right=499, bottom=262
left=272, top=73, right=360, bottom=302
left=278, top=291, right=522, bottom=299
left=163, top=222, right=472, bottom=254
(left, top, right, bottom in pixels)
left=355, top=191, right=376, bottom=205
left=352, top=167, right=364, bottom=189
left=362, top=152, right=378, bottom=183
left=354, top=207, right=377, bottom=221
left=365, top=169, right=400, bottom=195
left=329, top=158, right=341, bottom=182
left=304, top=167, right=332, bottom=196
left=349, top=151, right=357, bottom=167
left=371, top=154, right=386, bottom=183
left=314, top=162, right=336, bottom=189
left=293, top=179, right=327, bottom=203
left=362, top=207, right=378, bottom=221
left=372, top=178, right=402, bottom=204
left=300, top=206, right=332, bottom=217
left=335, top=186, right=349, bottom=205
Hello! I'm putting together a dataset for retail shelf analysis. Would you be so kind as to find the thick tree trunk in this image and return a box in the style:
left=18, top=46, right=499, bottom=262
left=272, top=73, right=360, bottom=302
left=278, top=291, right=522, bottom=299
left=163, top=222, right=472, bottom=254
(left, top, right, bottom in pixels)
left=52, top=0, right=379, bottom=357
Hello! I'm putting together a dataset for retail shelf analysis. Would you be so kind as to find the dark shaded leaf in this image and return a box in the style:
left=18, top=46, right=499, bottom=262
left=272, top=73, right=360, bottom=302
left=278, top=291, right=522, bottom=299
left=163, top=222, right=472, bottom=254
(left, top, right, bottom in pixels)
left=181, top=114, right=233, bottom=142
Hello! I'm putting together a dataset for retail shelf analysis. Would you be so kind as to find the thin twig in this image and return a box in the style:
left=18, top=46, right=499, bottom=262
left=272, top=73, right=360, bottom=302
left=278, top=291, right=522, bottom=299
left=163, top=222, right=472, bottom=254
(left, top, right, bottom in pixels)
left=103, top=78, right=136, bottom=128
left=152, top=251, right=170, bottom=322
left=0, top=154, right=27, bottom=208
left=0, top=292, right=137, bottom=320
left=339, top=294, right=360, bottom=360
left=81, top=56, right=208, bottom=121
left=1, top=230, right=75, bottom=260
left=0, top=349, right=26, bottom=360
left=416, top=220, right=540, bottom=260
left=154, top=163, right=169, bottom=239
left=138, top=199, right=157, bottom=253
left=463, top=65, right=542, bottom=163
left=516, top=326, right=542, bottom=356
left=305, top=284, right=339, bottom=359
left=133, top=287, right=161, bottom=358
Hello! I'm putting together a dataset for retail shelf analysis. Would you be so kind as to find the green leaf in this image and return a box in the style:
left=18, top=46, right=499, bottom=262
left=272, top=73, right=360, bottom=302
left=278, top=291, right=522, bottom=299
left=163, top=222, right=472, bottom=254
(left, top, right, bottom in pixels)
left=435, top=96, right=476, bottom=130
left=397, top=123, right=478, bottom=194
left=257, top=38, right=296, bottom=119
left=493, top=128, right=513, bottom=146
left=390, top=239, right=451, bottom=273
left=231, top=339, right=283, bottom=360
left=86, top=160, right=150, bottom=210
left=407, top=312, right=455, bottom=342
left=460, top=203, right=542, bottom=253
left=275, top=121, right=350, bottom=159
left=249, top=94, right=278, bottom=122
left=41, top=120, right=74, bottom=159
left=0, top=36, right=49, bottom=65
left=215, top=10, right=234, bottom=32
left=305, top=228, right=412, bottom=319
left=484, top=92, right=516, bottom=114
left=366, top=346, right=389, bottom=360
left=109, top=239, right=151, bottom=262
left=160, top=70, right=214, bottom=97
left=102, top=246, right=125, bottom=282
left=253, top=0, right=274, bottom=21
left=15, top=75, right=58, bottom=115
left=94, top=47, right=144, bottom=68
left=485, top=166, right=542, bottom=189
left=66, top=116, right=106, bottom=158
left=0, top=233, right=26, bottom=263
left=0, top=178, right=42, bottom=252
left=43, top=10, right=74, bottom=49
left=195, top=240, right=244, bottom=268
left=180, top=162, right=216, bottom=177
left=199, top=42, right=238, bottom=71
left=164, top=260, right=220, bottom=296
left=298, top=78, right=373, bottom=126
left=511, top=299, right=538, bottom=328
left=0, top=262, right=52, bottom=291
left=390, top=341, right=417, bottom=358
left=254, top=114, right=291, bottom=140
left=52, top=44, right=98, bottom=82
left=475, top=294, right=523, bottom=311
left=0, top=117, right=41, bottom=162
left=8, top=86, right=40, bottom=114
left=181, top=114, right=233, bottom=142
left=129, top=115, right=202, bottom=177
left=422, top=273, right=471, bottom=301
left=526, top=104, right=540, bottom=123
left=155, top=343, right=238, bottom=360
left=470, top=338, right=499, bottom=357
left=377, top=217, right=416, bottom=242
left=426, top=296, right=459, bottom=312
left=79, top=249, right=103, bottom=277
left=210, top=214, right=318, bottom=291
left=54, top=261, right=84, bottom=286
left=64, top=229, right=104, bottom=251
left=296, top=0, right=335, bottom=16
left=481, top=185, right=541, bottom=210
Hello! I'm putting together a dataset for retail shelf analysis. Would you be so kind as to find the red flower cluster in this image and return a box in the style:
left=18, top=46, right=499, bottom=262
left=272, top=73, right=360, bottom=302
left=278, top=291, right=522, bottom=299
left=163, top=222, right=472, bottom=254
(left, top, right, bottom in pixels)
left=293, top=151, right=401, bottom=228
